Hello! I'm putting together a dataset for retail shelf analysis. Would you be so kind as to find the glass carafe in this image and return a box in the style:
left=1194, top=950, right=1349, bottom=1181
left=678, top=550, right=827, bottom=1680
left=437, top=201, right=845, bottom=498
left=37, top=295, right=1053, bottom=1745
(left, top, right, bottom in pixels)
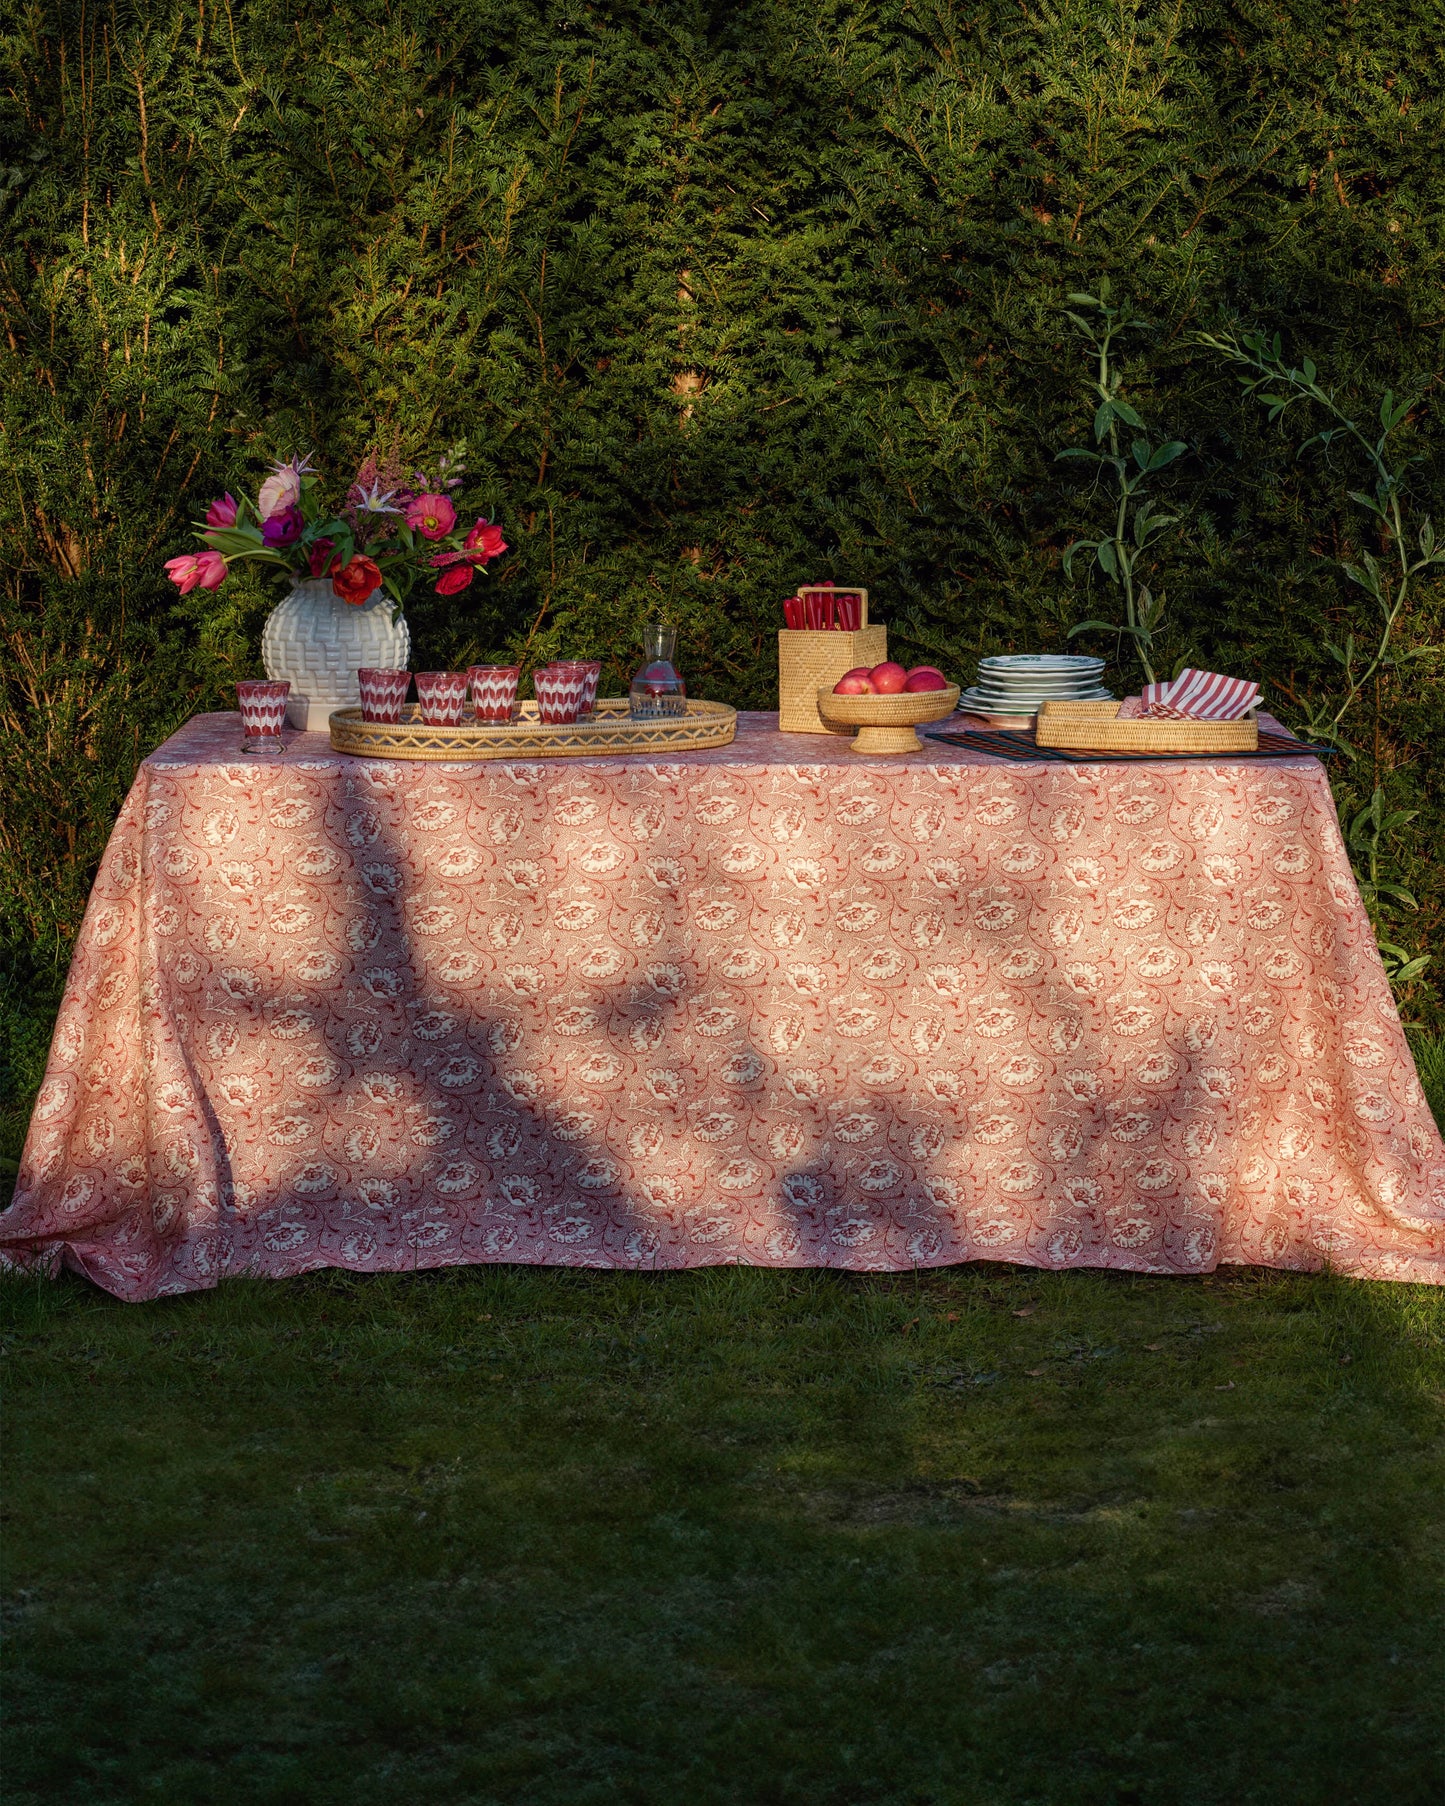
left=629, top=622, right=686, bottom=719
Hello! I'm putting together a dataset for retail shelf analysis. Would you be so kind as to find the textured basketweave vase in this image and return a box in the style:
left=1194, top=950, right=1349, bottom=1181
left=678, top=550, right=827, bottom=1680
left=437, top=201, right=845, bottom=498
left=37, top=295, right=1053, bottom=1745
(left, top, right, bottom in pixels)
left=260, top=579, right=411, bottom=731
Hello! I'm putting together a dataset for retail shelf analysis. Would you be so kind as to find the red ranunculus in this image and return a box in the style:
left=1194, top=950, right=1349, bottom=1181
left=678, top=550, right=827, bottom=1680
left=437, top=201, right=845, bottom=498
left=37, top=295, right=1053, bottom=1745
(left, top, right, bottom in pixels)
left=434, top=564, right=475, bottom=596
left=308, top=537, right=338, bottom=578
left=464, top=518, right=508, bottom=560
left=331, top=555, right=383, bottom=606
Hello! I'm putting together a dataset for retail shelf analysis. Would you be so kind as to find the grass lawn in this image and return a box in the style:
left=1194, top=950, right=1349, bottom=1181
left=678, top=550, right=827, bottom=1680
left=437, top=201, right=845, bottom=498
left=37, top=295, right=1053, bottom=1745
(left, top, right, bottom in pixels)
left=2, top=1256, right=1442, bottom=1806
left=2, top=1036, right=1442, bottom=1804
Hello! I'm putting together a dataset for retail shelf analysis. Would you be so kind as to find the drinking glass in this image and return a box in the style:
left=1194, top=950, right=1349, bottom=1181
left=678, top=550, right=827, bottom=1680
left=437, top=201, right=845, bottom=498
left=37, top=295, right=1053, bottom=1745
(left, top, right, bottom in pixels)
left=358, top=668, right=411, bottom=724
left=552, top=659, right=601, bottom=718
left=237, top=680, right=290, bottom=753
left=415, top=671, right=469, bottom=726
left=467, top=664, right=521, bottom=723
left=533, top=664, right=586, bottom=725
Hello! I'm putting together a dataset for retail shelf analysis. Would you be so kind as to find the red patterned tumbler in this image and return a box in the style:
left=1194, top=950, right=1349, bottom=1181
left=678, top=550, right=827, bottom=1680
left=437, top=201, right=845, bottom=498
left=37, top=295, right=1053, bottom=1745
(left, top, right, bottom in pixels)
left=236, top=680, right=290, bottom=754
left=358, top=668, right=411, bottom=724
left=415, top=671, right=469, bottom=727
left=552, top=659, right=601, bottom=718
left=467, top=664, right=521, bottom=724
left=533, top=664, right=587, bottom=726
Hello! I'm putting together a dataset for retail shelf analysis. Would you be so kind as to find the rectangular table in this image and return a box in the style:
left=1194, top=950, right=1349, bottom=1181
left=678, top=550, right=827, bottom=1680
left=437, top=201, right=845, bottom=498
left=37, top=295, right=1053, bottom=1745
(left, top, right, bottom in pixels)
left=5, top=711, right=1442, bottom=1299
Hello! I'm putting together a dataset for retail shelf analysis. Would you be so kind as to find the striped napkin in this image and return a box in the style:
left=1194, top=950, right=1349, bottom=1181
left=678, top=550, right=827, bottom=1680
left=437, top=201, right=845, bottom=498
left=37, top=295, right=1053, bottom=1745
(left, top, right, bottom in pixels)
left=1142, top=668, right=1259, bottom=721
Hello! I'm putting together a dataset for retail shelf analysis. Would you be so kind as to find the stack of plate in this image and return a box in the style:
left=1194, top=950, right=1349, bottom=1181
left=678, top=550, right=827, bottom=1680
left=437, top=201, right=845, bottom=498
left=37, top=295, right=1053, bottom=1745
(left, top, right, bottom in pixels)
left=957, top=654, right=1112, bottom=720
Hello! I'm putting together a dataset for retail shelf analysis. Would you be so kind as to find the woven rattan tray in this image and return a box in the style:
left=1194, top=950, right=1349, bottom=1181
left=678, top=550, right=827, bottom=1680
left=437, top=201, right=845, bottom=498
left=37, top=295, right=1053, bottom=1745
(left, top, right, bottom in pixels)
left=1035, top=699, right=1258, bottom=753
left=924, top=727, right=1329, bottom=764
left=328, top=697, right=737, bottom=761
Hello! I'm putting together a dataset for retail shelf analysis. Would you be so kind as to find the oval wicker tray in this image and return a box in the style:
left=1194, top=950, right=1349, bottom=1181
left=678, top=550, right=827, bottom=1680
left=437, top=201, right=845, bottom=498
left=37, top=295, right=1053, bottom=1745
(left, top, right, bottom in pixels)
left=328, top=697, right=737, bottom=761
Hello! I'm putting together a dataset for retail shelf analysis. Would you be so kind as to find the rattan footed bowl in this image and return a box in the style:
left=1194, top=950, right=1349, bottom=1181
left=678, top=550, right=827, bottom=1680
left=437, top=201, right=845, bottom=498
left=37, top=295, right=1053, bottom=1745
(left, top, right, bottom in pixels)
left=815, top=683, right=961, bottom=754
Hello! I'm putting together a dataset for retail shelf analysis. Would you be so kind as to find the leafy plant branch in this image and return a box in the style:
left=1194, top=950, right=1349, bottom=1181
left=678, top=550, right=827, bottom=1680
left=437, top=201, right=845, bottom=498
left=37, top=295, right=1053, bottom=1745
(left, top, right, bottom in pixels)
left=1345, top=789, right=1431, bottom=989
left=1057, top=283, right=1187, bottom=685
left=1196, top=326, right=1445, bottom=754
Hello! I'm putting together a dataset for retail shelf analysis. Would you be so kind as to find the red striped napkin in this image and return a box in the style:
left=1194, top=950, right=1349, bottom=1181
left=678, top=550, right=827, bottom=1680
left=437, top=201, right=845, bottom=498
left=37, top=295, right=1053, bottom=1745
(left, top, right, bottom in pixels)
left=1143, top=669, right=1259, bottom=721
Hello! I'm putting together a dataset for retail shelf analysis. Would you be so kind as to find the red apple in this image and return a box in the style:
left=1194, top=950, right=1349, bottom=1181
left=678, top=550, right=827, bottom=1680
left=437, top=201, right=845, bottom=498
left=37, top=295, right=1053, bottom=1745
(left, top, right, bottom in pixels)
left=903, top=669, right=949, bottom=693
left=833, top=669, right=874, bottom=694
left=907, top=665, right=946, bottom=682
left=869, top=661, right=908, bottom=694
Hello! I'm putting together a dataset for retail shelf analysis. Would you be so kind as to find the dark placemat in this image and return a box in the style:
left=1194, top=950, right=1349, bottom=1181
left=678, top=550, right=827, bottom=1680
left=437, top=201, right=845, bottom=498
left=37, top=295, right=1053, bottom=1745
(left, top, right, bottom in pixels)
left=923, top=726, right=1334, bottom=764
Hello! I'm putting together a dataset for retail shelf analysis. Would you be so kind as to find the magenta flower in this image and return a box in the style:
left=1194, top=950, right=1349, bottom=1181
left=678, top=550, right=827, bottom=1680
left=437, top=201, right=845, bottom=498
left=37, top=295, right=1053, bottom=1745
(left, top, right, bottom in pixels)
left=406, top=492, right=457, bottom=540
left=428, top=517, right=507, bottom=595
left=261, top=505, right=304, bottom=548
left=164, top=549, right=228, bottom=594
left=464, top=518, right=508, bottom=561
left=206, top=493, right=238, bottom=528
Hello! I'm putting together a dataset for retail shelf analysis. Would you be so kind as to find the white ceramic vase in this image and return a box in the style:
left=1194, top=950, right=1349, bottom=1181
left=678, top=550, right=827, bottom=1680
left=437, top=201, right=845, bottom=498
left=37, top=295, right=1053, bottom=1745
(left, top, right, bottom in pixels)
left=260, top=578, right=411, bottom=731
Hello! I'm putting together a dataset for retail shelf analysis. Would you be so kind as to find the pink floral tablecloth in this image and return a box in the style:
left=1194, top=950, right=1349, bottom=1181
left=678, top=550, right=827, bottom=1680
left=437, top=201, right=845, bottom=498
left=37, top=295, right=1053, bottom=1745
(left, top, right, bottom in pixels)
left=5, top=712, right=1442, bottom=1300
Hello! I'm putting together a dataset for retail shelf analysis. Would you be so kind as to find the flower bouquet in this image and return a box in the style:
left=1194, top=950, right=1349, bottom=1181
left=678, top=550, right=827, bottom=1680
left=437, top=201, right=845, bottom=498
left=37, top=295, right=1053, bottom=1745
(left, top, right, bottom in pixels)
left=166, top=450, right=507, bottom=608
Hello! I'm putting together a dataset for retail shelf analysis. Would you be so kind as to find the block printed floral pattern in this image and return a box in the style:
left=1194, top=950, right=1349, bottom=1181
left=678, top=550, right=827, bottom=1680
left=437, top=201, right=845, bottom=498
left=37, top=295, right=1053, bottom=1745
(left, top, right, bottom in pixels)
left=4, top=713, right=1443, bottom=1300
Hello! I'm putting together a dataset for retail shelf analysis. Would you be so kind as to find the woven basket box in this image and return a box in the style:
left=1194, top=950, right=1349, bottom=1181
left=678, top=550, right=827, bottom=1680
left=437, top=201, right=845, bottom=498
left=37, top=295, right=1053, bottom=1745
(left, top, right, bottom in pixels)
left=1036, top=699, right=1258, bottom=753
left=778, top=589, right=886, bottom=733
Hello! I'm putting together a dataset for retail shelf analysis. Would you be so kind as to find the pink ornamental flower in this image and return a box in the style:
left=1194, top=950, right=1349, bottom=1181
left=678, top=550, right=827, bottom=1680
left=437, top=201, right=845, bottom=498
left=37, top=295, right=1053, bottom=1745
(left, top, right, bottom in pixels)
left=464, top=518, right=508, bottom=561
left=164, top=549, right=228, bottom=594
left=205, top=493, right=238, bottom=528
left=256, top=456, right=309, bottom=521
left=434, top=564, right=475, bottom=596
left=261, top=504, right=304, bottom=548
left=406, top=493, right=457, bottom=540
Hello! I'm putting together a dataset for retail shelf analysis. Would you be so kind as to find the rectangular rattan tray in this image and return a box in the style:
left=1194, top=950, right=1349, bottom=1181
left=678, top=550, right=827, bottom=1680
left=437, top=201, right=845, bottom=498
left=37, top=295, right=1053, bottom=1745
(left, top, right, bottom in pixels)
left=1035, top=699, right=1258, bottom=753
left=328, top=697, right=737, bottom=761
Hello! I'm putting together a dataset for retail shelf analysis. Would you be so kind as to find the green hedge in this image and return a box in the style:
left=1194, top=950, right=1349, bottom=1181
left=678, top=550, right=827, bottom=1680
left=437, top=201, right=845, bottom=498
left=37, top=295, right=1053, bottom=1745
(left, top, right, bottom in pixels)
left=2, top=0, right=1441, bottom=1116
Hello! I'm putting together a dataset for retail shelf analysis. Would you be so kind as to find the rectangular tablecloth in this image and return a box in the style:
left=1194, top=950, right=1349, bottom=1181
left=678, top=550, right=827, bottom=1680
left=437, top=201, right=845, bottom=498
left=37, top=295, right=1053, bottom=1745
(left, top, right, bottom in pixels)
left=4, top=712, right=1442, bottom=1299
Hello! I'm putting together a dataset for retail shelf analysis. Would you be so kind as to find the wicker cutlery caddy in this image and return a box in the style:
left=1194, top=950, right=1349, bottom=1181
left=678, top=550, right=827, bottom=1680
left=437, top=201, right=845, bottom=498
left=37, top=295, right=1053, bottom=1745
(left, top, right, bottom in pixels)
left=1035, top=699, right=1258, bottom=754
left=778, top=588, right=886, bottom=733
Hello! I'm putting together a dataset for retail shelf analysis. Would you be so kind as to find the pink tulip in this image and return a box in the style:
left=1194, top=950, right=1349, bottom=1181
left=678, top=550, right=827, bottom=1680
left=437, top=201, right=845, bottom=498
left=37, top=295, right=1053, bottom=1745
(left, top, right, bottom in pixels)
left=406, top=492, right=457, bottom=540
left=164, top=549, right=228, bottom=594
left=205, top=492, right=238, bottom=528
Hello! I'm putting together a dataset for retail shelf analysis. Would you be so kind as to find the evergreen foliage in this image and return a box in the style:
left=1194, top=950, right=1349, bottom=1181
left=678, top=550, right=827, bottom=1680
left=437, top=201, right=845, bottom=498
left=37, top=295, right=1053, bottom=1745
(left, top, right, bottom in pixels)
left=2, top=0, right=1442, bottom=1116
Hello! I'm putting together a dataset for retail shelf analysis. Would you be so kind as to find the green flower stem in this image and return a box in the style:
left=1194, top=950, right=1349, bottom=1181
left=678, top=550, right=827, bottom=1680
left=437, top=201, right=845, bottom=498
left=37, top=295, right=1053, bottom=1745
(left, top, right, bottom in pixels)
left=1197, top=330, right=1444, bottom=753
